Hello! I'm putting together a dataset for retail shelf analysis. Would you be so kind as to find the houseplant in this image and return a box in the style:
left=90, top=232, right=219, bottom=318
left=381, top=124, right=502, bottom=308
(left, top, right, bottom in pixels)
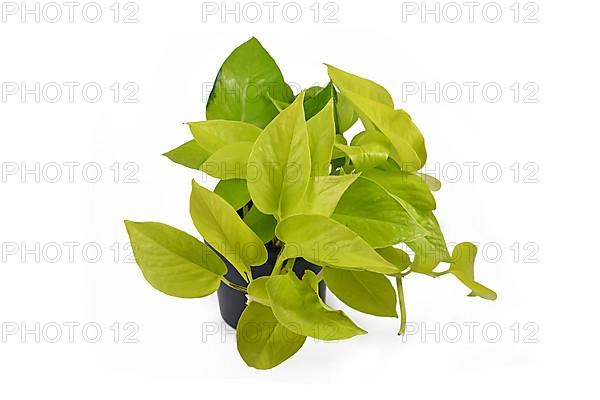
left=124, top=37, right=497, bottom=370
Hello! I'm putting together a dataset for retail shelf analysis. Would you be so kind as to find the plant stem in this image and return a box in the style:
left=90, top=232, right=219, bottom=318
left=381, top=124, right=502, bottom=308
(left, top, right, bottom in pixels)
left=332, top=89, right=342, bottom=136
left=282, top=258, right=296, bottom=274
left=220, top=277, right=248, bottom=293
left=315, top=270, right=324, bottom=281
left=396, top=276, right=407, bottom=336
left=271, top=246, right=286, bottom=276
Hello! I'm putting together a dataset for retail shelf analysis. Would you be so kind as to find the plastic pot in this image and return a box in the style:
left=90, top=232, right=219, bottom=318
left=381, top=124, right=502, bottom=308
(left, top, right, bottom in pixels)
left=216, top=244, right=326, bottom=329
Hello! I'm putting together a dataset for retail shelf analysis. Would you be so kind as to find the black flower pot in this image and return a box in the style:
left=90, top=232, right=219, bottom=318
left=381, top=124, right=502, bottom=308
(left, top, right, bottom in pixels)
left=216, top=244, right=326, bottom=328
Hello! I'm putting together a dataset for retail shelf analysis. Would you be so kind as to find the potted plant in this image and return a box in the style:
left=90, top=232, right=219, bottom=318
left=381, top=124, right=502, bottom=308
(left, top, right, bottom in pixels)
left=124, top=37, right=496, bottom=370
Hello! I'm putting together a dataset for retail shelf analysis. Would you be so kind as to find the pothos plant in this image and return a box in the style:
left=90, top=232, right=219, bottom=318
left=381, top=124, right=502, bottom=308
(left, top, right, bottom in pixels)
left=124, top=37, right=496, bottom=369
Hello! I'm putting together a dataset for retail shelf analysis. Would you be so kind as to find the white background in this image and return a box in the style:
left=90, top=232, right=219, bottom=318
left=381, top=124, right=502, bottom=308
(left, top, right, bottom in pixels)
left=1, top=0, right=598, bottom=398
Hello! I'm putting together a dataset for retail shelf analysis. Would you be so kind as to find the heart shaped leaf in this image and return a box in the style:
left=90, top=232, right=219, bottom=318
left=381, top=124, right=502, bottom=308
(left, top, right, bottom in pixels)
left=124, top=221, right=226, bottom=298
left=190, top=180, right=267, bottom=281
left=326, top=64, right=394, bottom=107
left=206, top=37, right=294, bottom=128
left=332, top=177, right=428, bottom=248
left=276, top=214, right=401, bottom=275
left=237, top=301, right=306, bottom=369
left=247, top=94, right=311, bottom=220
left=163, top=140, right=211, bottom=170
left=188, top=120, right=261, bottom=153
left=362, top=168, right=436, bottom=211
left=323, top=267, right=398, bottom=317
left=266, top=271, right=367, bottom=340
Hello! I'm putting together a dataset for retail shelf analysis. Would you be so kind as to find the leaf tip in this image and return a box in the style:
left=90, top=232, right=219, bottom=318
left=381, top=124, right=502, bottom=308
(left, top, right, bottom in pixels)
left=468, top=289, right=497, bottom=301
left=295, top=90, right=306, bottom=103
